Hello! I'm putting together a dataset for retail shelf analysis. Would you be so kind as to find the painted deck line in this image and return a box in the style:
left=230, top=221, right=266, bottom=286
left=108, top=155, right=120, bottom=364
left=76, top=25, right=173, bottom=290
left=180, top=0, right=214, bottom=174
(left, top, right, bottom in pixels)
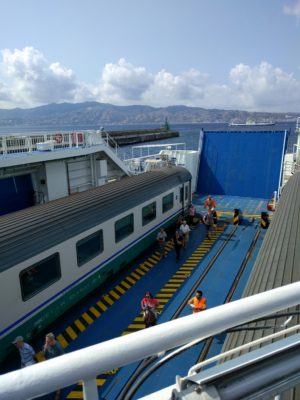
left=65, top=224, right=226, bottom=399
left=109, top=290, right=120, bottom=300
left=165, top=283, right=181, bottom=287
left=131, top=272, right=142, bottom=280
left=125, top=276, right=136, bottom=285
left=115, top=285, right=126, bottom=294
left=120, top=280, right=131, bottom=289
left=135, top=268, right=145, bottom=276
left=74, top=319, right=86, bottom=332
left=89, top=306, right=101, bottom=318
left=156, top=293, right=174, bottom=298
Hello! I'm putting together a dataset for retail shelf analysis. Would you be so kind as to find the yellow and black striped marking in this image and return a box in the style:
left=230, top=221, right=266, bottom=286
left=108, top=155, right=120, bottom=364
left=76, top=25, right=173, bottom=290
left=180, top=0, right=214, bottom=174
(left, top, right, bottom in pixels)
left=59, top=228, right=226, bottom=398
left=35, top=240, right=174, bottom=365
left=121, top=227, right=224, bottom=340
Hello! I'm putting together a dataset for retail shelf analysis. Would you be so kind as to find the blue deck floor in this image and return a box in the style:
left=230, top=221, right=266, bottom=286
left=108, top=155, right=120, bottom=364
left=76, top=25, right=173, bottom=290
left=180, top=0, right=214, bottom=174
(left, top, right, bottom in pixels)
left=2, top=195, right=270, bottom=399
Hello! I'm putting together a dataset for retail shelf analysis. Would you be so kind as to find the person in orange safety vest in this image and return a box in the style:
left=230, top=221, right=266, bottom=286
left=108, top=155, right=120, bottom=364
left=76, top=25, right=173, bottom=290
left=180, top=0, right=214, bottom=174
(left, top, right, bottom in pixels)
left=188, top=290, right=207, bottom=313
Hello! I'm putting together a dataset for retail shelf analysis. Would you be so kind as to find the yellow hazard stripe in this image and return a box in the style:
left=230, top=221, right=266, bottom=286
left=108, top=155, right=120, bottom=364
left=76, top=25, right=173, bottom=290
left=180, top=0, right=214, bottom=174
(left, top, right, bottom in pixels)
left=120, top=280, right=131, bottom=289
left=139, top=264, right=150, bottom=272
left=74, top=319, right=86, bottom=332
left=115, top=285, right=126, bottom=294
left=89, top=306, right=101, bottom=318
left=131, top=272, right=141, bottom=280
left=96, top=300, right=108, bottom=311
left=127, top=324, right=145, bottom=329
left=135, top=267, right=145, bottom=276
left=102, top=295, right=114, bottom=305
left=57, top=334, right=68, bottom=348
left=165, top=283, right=181, bottom=287
left=126, top=276, right=136, bottom=285
left=66, top=391, right=83, bottom=399
left=109, top=290, right=120, bottom=300
left=144, top=261, right=153, bottom=267
left=82, top=312, right=94, bottom=325
left=66, top=326, right=78, bottom=340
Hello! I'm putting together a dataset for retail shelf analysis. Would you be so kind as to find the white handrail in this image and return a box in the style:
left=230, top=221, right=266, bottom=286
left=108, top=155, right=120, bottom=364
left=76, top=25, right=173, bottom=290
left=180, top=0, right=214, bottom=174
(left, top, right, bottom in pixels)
left=0, top=131, right=114, bottom=156
left=188, top=322, right=300, bottom=376
left=0, top=282, right=300, bottom=400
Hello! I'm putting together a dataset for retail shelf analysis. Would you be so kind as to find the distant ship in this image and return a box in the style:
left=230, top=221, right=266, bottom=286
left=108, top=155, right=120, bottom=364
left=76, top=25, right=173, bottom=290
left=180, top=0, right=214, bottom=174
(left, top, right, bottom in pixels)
left=229, top=119, right=275, bottom=127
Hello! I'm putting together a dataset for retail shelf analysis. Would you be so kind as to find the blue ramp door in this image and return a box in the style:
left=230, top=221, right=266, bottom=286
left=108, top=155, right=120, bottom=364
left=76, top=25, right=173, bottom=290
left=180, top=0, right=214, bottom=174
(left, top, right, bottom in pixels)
left=0, top=174, right=34, bottom=216
left=197, top=131, right=286, bottom=198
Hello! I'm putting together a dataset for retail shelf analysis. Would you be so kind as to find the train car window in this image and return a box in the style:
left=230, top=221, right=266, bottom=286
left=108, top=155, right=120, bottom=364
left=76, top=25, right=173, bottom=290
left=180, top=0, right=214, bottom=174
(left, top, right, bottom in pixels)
left=142, top=202, right=156, bottom=226
left=115, top=214, right=134, bottom=242
left=180, top=187, right=183, bottom=203
left=162, top=193, right=174, bottom=213
left=76, top=230, right=104, bottom=267
left=20, top=253, right=61, bottom=301
left=185, top=186, right=189, bottom=201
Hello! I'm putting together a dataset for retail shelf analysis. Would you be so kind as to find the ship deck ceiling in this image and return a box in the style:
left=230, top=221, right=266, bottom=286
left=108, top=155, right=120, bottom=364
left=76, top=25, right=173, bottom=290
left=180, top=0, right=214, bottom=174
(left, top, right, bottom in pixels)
left=0, top=167, right=191, bottom=272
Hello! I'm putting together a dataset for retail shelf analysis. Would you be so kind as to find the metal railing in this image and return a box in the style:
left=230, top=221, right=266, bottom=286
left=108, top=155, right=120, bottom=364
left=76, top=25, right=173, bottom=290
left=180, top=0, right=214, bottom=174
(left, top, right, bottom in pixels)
left=0, top=129, right=120, bottom=157
left=296, top=116, right=300, bottom=131
left=123, top=143, right=188, bottom=174
left=0, top=282, right=299, bottom=400
left=293, top=143, right=300, bottom=173
left=188, top=322, right=300, bottom=376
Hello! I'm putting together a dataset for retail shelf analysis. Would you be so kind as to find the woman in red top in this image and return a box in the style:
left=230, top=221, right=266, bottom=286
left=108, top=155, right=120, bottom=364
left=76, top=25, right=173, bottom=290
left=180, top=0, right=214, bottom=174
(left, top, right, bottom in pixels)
left=141, top=292, right=159, bottom=327
left=204, top=196, right=216, bottom=210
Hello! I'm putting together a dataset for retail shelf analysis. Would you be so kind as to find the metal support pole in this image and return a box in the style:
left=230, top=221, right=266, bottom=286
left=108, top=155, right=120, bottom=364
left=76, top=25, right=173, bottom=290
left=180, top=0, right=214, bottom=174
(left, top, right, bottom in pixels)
left=82, top=378, right=98, bottom=400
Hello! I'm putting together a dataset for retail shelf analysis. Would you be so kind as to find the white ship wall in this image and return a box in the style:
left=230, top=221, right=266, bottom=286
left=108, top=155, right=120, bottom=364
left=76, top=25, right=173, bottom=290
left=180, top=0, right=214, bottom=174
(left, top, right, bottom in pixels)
left=45, top=161, right=68, bottom=201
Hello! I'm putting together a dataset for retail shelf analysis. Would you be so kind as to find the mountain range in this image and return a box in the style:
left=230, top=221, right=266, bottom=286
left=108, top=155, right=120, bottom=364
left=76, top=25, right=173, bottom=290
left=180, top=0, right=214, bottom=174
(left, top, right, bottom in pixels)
left=0, top=102, right=298, bottom=127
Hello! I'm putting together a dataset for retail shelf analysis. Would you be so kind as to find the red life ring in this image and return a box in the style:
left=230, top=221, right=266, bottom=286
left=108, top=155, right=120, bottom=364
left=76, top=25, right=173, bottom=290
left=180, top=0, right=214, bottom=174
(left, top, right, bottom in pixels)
left=55, top=133, right=63, bottom=143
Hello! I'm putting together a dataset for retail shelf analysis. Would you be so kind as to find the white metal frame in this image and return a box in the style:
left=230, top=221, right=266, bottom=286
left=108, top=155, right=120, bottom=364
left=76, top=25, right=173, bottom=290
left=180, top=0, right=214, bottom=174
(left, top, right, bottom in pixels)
left=0, top=282, right=299, bottom=400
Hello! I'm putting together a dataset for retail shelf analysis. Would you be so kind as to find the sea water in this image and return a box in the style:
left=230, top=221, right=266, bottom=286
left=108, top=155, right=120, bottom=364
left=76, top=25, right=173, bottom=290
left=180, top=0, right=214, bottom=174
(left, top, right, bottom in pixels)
left=0, top=121, right=296, bottom=156
left=116, top=121, right=297, bottom=159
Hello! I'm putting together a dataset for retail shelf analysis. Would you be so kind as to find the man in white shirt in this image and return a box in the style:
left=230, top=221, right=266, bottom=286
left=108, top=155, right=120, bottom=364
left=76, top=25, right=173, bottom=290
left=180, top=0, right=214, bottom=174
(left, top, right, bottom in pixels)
left=180, top=220, right=191, bottom=248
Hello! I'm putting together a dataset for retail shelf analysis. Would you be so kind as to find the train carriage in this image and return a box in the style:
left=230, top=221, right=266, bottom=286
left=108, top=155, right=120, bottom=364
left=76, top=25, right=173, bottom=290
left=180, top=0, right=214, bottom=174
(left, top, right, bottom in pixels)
left=0, top=166, right=191, bottom=362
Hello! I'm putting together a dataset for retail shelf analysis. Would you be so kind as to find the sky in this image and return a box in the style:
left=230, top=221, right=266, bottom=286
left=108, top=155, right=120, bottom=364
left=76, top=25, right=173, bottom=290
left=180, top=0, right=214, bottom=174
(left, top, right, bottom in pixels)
left=0, top=0, right=300, bottom=112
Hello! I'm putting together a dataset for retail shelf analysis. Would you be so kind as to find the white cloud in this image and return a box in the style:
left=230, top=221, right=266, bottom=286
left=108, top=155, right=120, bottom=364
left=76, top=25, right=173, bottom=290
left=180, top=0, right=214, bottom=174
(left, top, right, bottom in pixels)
left=0, top=47, right=92, bottom=108
left=142, top=69, right=209, bottom=106
left=0, top=47, right=300, bottom=112
left=283, top=0, right=300, bottom=16
left=228, top=62, right=300, bottom=112
left=96, top=58, right=152, bottom=103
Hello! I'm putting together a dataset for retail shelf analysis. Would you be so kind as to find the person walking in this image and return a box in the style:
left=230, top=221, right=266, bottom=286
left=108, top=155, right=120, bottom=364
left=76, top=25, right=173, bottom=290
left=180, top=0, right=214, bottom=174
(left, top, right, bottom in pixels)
left=13, top=336, right=36, bottom=368
left=141, top=292, right=159, bottom=327
left=211, top=207, right=218, bottom=234
left=173, top=229, right=184, bottom=260
left=203, top=209, right=214, bottom=239
left=204, top=196, right=216, bottom=210
left=188, top=290, right=207, bottom=313
left=180, top=220, right=191, bottom=249
left=43, top=333, right=64, bottom=400
left=176, top=215, right=184, bottom=231
left=156, top=228, right=167, bottom=259
left=188, top=204, right=196, bottom=225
